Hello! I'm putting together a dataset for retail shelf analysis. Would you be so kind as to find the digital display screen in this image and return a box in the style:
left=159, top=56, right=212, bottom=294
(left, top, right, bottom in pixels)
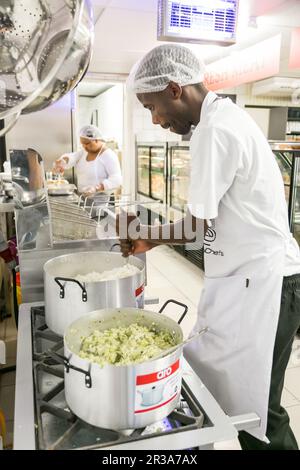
left=158, top=0, right=239, bottom=45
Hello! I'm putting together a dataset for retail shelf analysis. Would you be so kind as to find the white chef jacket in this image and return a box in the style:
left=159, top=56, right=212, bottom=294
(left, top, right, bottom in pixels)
left=59, top=148, right=122, bottom=193
left=185, top=92, right=300, bottom=442
left=187, top=91, right=300, bottom=278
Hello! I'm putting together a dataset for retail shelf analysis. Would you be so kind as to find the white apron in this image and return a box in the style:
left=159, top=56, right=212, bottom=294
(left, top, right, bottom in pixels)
left=184, top=270, right=284, bottom=441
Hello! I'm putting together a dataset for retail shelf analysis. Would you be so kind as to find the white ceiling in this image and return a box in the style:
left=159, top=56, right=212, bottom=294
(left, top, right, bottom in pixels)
left=77, top=81, right=113, bottom=97
left=83, top=0, right=300, bottom=90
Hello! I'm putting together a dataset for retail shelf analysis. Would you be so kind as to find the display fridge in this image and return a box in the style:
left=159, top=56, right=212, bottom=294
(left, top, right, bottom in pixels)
left=136, top=142, right=191, bottom=209
left=136, top=143, right=167, bottom=202
left=168, top=143, right=204, bottom=269
left=136, top=141, right=204, bottom=270
left=271, top=142, right=300, bottom=245
left=169, top=144, right=190, bottom=212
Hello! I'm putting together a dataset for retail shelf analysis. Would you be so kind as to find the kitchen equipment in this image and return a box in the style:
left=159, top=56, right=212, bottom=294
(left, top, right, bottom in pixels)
left=150, top=327, right=209, bottom=361
left=49, top=198, right=99, bottom=241
left=52, top=299, right=188, bottom=430
left=14, top=303, right=261, bottom=450
left=0, top=0, right=93, bottom=136
left=47, top=183, right=76, bottom=196
left=44, top=251, right=145, bottom=336
left=3, top=182, right=14, bottom=198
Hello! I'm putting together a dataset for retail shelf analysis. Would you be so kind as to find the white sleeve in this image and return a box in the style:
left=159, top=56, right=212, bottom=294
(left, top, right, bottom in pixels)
left=188, top=126, right=243, bottom=219
left=58, top=151, right=81, bottom=169
left=101, top=150, right=123, bottom=191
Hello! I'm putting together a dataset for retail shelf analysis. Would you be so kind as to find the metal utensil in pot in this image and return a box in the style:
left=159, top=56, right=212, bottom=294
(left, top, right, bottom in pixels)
left=149, top=327, right=209, bottom=361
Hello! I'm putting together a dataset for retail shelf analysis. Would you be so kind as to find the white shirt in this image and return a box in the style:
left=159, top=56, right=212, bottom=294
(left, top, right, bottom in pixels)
left=188, top=91, right=300, bottom=278
left=60, top=148, right=122, bottom=193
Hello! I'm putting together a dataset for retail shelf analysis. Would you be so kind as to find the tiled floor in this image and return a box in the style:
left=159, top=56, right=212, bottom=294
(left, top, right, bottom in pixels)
left=145, top=245, right=300, bottom=450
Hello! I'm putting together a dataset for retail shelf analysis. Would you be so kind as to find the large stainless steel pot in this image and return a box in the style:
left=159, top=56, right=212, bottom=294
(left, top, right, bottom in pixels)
left=52, top=300, right=188, bottom=430
left=44, top=252, right=145, bottom=336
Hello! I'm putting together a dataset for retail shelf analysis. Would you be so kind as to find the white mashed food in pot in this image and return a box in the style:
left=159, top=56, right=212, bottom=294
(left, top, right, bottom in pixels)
left=75, top=264, right=140, bottom=283
left=79, top=323, right=177, bottom=367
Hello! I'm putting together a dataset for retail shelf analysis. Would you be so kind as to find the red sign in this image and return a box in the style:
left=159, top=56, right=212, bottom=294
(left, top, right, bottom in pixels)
left=136, top=359, right=180, bottom=386
left=289, top=28, right=300, bottom=69
left=204, top=34, right=282, bottom=91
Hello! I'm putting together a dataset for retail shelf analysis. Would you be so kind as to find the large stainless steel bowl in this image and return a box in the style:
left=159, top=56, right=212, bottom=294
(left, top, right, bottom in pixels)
left=0, top=0, right=93, bottom=135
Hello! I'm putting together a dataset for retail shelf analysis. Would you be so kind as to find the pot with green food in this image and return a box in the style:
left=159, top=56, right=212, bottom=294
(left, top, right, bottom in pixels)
left=44, top=252, right=145, bottom=336
left=52, top=300, right=191, bottom=430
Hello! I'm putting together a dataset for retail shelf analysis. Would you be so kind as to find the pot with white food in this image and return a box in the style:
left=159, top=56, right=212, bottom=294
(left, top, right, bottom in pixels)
left=50, top=300, right=189, bottom=430
left=44, top=251, right=145, bottom=336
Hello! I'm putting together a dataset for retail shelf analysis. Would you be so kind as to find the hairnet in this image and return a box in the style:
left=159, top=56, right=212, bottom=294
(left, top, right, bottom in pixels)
left=79, top=125, right=105, bottom=141
left=130, top=44, right=206, bottom=94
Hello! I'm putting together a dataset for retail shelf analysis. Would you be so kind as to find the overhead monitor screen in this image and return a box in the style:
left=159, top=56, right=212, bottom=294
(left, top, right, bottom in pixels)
left=158, top=0, right=239, bottom=46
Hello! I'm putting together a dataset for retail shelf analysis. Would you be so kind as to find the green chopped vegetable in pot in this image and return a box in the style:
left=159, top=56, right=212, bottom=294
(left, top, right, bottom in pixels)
left=79, top=323, right=178, bottom=367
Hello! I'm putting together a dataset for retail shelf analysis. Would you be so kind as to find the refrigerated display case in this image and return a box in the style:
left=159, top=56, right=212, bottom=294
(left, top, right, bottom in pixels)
left=169, top=145, right=190, bottom=211
left=137, top=143, right=166, bottom=202
left=137, top=145, right=150, bottom=197
left=151, top=146, right=166, bottom=201
left=168, top=143, right=204, bottom=270
left=271, top=142, right=300, bottom=245
left=136, top=141, right=204, bottom=270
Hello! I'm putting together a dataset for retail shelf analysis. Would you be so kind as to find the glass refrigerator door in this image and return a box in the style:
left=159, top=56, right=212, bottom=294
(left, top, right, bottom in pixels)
left=273, top=150, right=300, bottom=245
left=170, top=147, right=191, bottom=211
left=291, top=155, right=300, bottom=245
left=137, top=146, right=150, bottom=197
left=150, top=146, right=165, bottom=201
left=273, top=151, right=292, bottom=206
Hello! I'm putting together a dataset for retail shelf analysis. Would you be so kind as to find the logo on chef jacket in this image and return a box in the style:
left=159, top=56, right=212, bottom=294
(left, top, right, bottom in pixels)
left=203, top=222, right=224, bottom=257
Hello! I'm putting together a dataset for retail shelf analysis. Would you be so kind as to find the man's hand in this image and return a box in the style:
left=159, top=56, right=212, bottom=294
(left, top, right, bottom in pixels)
left=116, top=212, right=154, bottom=256
left=119, top=238, right=154, bottom=256
left=95, top=183, right=105, bottom=192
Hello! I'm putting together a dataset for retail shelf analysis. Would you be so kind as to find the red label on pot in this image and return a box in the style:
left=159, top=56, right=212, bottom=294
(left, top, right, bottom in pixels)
left=134, top=359, right=181, bottom=414
left=136, top=360, right=180, bottom=385
left=135, top=284, right=144, bottom=309
left=135, top=285, right=144, bottom=297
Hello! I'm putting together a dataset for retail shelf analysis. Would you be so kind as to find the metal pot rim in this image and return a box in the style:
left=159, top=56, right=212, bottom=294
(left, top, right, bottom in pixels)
left=43, top=251, right=145, bottom=278
left=64, top=307, right=184, bottom=370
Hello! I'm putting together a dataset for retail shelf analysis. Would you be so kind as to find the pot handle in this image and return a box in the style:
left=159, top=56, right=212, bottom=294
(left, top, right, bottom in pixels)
left=159, top=299, right=188, bottom=325
left=48, top=351, right=92, bottom=389
left=109, top=243, right=121, bottom=252
left=54, top=277, right=88, bottom=302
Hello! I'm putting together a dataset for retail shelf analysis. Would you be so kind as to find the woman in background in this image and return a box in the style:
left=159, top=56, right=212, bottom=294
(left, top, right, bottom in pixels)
left=53, top=125, right=122, bottom=196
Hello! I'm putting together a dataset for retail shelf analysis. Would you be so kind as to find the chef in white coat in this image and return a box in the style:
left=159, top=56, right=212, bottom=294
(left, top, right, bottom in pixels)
left=53, top=125, right=122, bottom=196
left=117, top=44, right=300, bottom=450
